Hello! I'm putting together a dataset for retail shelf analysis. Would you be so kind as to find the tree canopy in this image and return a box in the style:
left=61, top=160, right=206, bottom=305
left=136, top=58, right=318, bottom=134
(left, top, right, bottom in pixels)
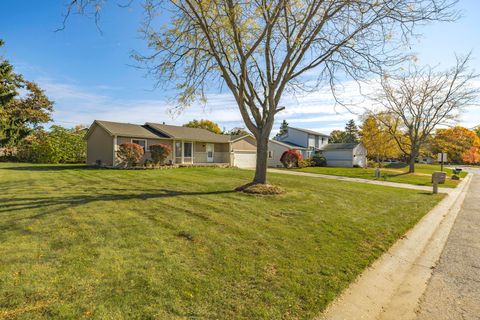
left=360, top=114, right=399, bottom=165
left=0, top=40, right=53, bottom=147
left=17, top=125, right=86, bottom=163
left=431, top=126, right=477, bottom=163
left=62, top=0, right=459, bottom=184
left=343, top=120, right=359, bottom=143
left=183, top=119, right=222, bottom=134
left=371, top=55, right=479, bottom=172
left=276, top=120, right=289, bottom=137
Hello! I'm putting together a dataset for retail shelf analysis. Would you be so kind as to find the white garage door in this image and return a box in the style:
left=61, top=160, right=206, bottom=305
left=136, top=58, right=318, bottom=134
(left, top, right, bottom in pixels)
left=233, top=151, right=257, bottom=168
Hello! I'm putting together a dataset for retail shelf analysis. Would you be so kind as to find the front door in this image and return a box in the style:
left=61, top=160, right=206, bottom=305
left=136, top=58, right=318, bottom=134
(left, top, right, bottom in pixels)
left=206, top=144, right=214, bottom=163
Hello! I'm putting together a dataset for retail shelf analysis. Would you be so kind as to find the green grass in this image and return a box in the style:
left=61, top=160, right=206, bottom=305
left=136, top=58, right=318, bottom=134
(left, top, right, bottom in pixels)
left=288, top=164, right=466, bottom=188
left=0, top=163, right=443, bottom=319
left=385, top=163, right=468, bottom=177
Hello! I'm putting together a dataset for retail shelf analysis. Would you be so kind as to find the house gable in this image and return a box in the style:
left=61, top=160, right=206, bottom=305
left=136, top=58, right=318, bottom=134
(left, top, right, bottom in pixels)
left=86, top=122, right=114, bottom=166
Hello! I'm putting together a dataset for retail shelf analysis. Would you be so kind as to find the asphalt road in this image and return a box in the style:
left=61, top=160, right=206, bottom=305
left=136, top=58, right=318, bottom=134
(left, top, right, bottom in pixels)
left=416, top=168, right=480, bottom=320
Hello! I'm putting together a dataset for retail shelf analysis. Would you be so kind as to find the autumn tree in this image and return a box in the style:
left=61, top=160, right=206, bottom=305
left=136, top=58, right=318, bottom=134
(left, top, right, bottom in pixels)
left=0, top=40, right=53, bottom=148
left=329, top=130, right=346, bottom=144
left=63, top=0, right=458, bottom=184
left=462, top=136, right=480, bottom=164
left=474, top=126, right=480, bottom=138
left=372, top=55, right=479, bottom=173
left=360, top=114, right=399, bottom=166
left=226, top=127, right=250, bottom=136
left=431, top=126, right=477, bottom=163
left=183, top=119, right=222, bottom=134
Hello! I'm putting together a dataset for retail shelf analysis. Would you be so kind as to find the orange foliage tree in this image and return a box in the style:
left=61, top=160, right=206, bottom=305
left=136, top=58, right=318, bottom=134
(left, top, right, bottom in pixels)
left=432, top=126, right=477, bottom=163
left=461, top=136, right=480, bottom=164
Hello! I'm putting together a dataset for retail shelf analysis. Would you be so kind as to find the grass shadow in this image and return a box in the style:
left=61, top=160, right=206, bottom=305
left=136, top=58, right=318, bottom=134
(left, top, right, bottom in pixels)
left=1, top=164, right=90, bottom=171
left=0, top=188, right=237, bottom=232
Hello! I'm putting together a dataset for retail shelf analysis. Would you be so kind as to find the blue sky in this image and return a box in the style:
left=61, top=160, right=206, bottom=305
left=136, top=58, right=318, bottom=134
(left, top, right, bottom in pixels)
left=1, top=0, right=479, bottom=135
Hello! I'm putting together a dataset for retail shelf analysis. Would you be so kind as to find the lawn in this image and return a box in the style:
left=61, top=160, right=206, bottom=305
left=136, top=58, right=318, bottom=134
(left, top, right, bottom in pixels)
left=385, top=163, right=468, bottom=177
left=0, top=163, right=443, bottom=319
left=288, top=163, right=466, bottom=188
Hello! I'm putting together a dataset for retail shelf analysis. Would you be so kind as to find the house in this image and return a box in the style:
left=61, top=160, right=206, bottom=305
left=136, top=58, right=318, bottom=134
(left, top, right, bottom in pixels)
left=85, top=120, right=257, bottom=168
left=274, top=126, right=330, bottom=159
left=271, top=126, right=367, bottom=168
left=267, top=139, right=307, bottom=167
left=319, top=143, right=367, bottom=167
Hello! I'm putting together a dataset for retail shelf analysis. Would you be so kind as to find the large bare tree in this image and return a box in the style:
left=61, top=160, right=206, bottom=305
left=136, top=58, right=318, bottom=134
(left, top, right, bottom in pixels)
left=371, top=55, right=479, bottom=173
left=63, top=0, right=458, bottom=184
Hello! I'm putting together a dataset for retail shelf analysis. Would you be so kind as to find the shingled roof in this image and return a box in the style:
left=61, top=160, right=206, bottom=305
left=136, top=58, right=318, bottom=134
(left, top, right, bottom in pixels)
left=87, top=120, right=243, bottom=143
left=91, top=120, right=163, bottom=139
left=146, top=122, right=232, bottom=143
left=289, top=127, right=330, bottom=137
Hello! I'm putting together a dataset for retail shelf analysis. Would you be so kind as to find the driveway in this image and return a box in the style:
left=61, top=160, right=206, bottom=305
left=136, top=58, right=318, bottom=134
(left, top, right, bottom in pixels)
left=416, top=168, right=480, bottom=320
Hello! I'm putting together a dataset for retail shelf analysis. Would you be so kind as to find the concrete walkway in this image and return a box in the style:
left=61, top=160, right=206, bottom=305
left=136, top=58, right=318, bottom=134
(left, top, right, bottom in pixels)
left=416, top=168, right=480, bottom=320
left=268, top=168, right=452, bottom=193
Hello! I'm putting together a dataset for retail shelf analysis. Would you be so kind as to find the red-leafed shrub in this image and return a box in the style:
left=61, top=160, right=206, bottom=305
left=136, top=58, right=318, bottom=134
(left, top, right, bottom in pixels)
left=149, top=143, right=172, bottom=166
left=280, top=149, right=302, bottom=168
left=117, top=143, right=144, bottom=167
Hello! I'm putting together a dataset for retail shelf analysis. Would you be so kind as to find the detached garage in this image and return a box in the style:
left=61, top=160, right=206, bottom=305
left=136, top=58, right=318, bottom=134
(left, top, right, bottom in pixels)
left=320, top=143, right=367, bottom=168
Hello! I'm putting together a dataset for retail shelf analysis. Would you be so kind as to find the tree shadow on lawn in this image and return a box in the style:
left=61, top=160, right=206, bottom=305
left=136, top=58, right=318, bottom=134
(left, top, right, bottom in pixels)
left=1, top=164, right=90, bottom=171
left=0, top=188, right=236, bottom=232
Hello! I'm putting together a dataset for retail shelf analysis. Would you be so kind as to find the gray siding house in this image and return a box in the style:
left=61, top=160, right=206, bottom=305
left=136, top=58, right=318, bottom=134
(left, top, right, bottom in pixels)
left=271, top=126, right=367, bottom=168
left=274, top=127, right=329, bottom=159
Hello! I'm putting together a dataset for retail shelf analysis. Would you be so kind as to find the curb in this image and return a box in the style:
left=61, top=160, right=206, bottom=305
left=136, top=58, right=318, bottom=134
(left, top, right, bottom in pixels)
left=316, top=173, right=473, bottom=320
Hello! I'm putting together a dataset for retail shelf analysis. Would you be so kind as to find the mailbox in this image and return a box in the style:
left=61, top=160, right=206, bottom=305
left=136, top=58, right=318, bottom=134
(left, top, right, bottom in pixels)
left=431, top=171, right=446, bottom=184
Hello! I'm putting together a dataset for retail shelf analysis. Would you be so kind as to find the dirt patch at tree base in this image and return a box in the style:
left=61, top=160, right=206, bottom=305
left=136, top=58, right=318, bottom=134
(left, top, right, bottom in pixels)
left=235, top=182, right=286, bottom=195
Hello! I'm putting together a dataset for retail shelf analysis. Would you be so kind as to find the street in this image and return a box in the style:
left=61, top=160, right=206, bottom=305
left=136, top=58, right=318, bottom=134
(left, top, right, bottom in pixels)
left=417, top=168, right=480, bottom=320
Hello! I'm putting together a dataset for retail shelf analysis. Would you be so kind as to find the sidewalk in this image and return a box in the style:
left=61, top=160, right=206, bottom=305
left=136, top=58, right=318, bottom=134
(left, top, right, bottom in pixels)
left=416, top=170, right=480, bottom=320
left=267, top=168, right=452, bottom=193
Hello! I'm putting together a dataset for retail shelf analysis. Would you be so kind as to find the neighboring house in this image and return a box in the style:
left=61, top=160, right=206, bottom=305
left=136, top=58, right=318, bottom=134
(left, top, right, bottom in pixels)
left=267, top=139, right=307, bottom=167
left=272, top=125, right=367, bottom=167
left=275, top=126, right=330, bottom=158
left=85, top=120, right=256, bottom=168
left=319, top=143, right=367, bottom=168
left=418, top=156, right=434, bottom=164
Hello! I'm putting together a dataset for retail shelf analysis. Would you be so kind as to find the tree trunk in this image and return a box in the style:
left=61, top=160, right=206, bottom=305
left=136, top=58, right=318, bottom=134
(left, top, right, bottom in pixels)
left=408, top=155, right=416, bottom=173
left=253, top=134, right=269, bottom=184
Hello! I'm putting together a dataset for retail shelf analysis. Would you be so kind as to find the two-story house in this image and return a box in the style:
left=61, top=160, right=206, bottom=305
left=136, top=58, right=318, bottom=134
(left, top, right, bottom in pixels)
left=269, top=126, right=367, bottom=168
left=274, top=127, right=330, bottom=158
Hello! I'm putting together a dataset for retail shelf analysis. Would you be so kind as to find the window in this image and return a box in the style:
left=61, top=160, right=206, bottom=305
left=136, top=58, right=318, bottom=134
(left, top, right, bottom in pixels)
left=132, top=139, right=146, bottom=152
left=268, top=150, right=273, bottom=159
left=184, top=142, right=192, bottom=157
left=175, top=141, right=182, bottom=158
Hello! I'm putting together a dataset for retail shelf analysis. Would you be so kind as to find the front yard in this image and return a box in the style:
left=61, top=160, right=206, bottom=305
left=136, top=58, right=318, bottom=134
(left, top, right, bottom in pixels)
left=0, top=163, right=443, bottom=319
left=289, top=164, right=466, bottom=188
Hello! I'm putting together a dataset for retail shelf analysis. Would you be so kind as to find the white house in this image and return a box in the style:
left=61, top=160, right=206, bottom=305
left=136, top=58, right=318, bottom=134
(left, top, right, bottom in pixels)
left=319, top=143, right=367, bottom=168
